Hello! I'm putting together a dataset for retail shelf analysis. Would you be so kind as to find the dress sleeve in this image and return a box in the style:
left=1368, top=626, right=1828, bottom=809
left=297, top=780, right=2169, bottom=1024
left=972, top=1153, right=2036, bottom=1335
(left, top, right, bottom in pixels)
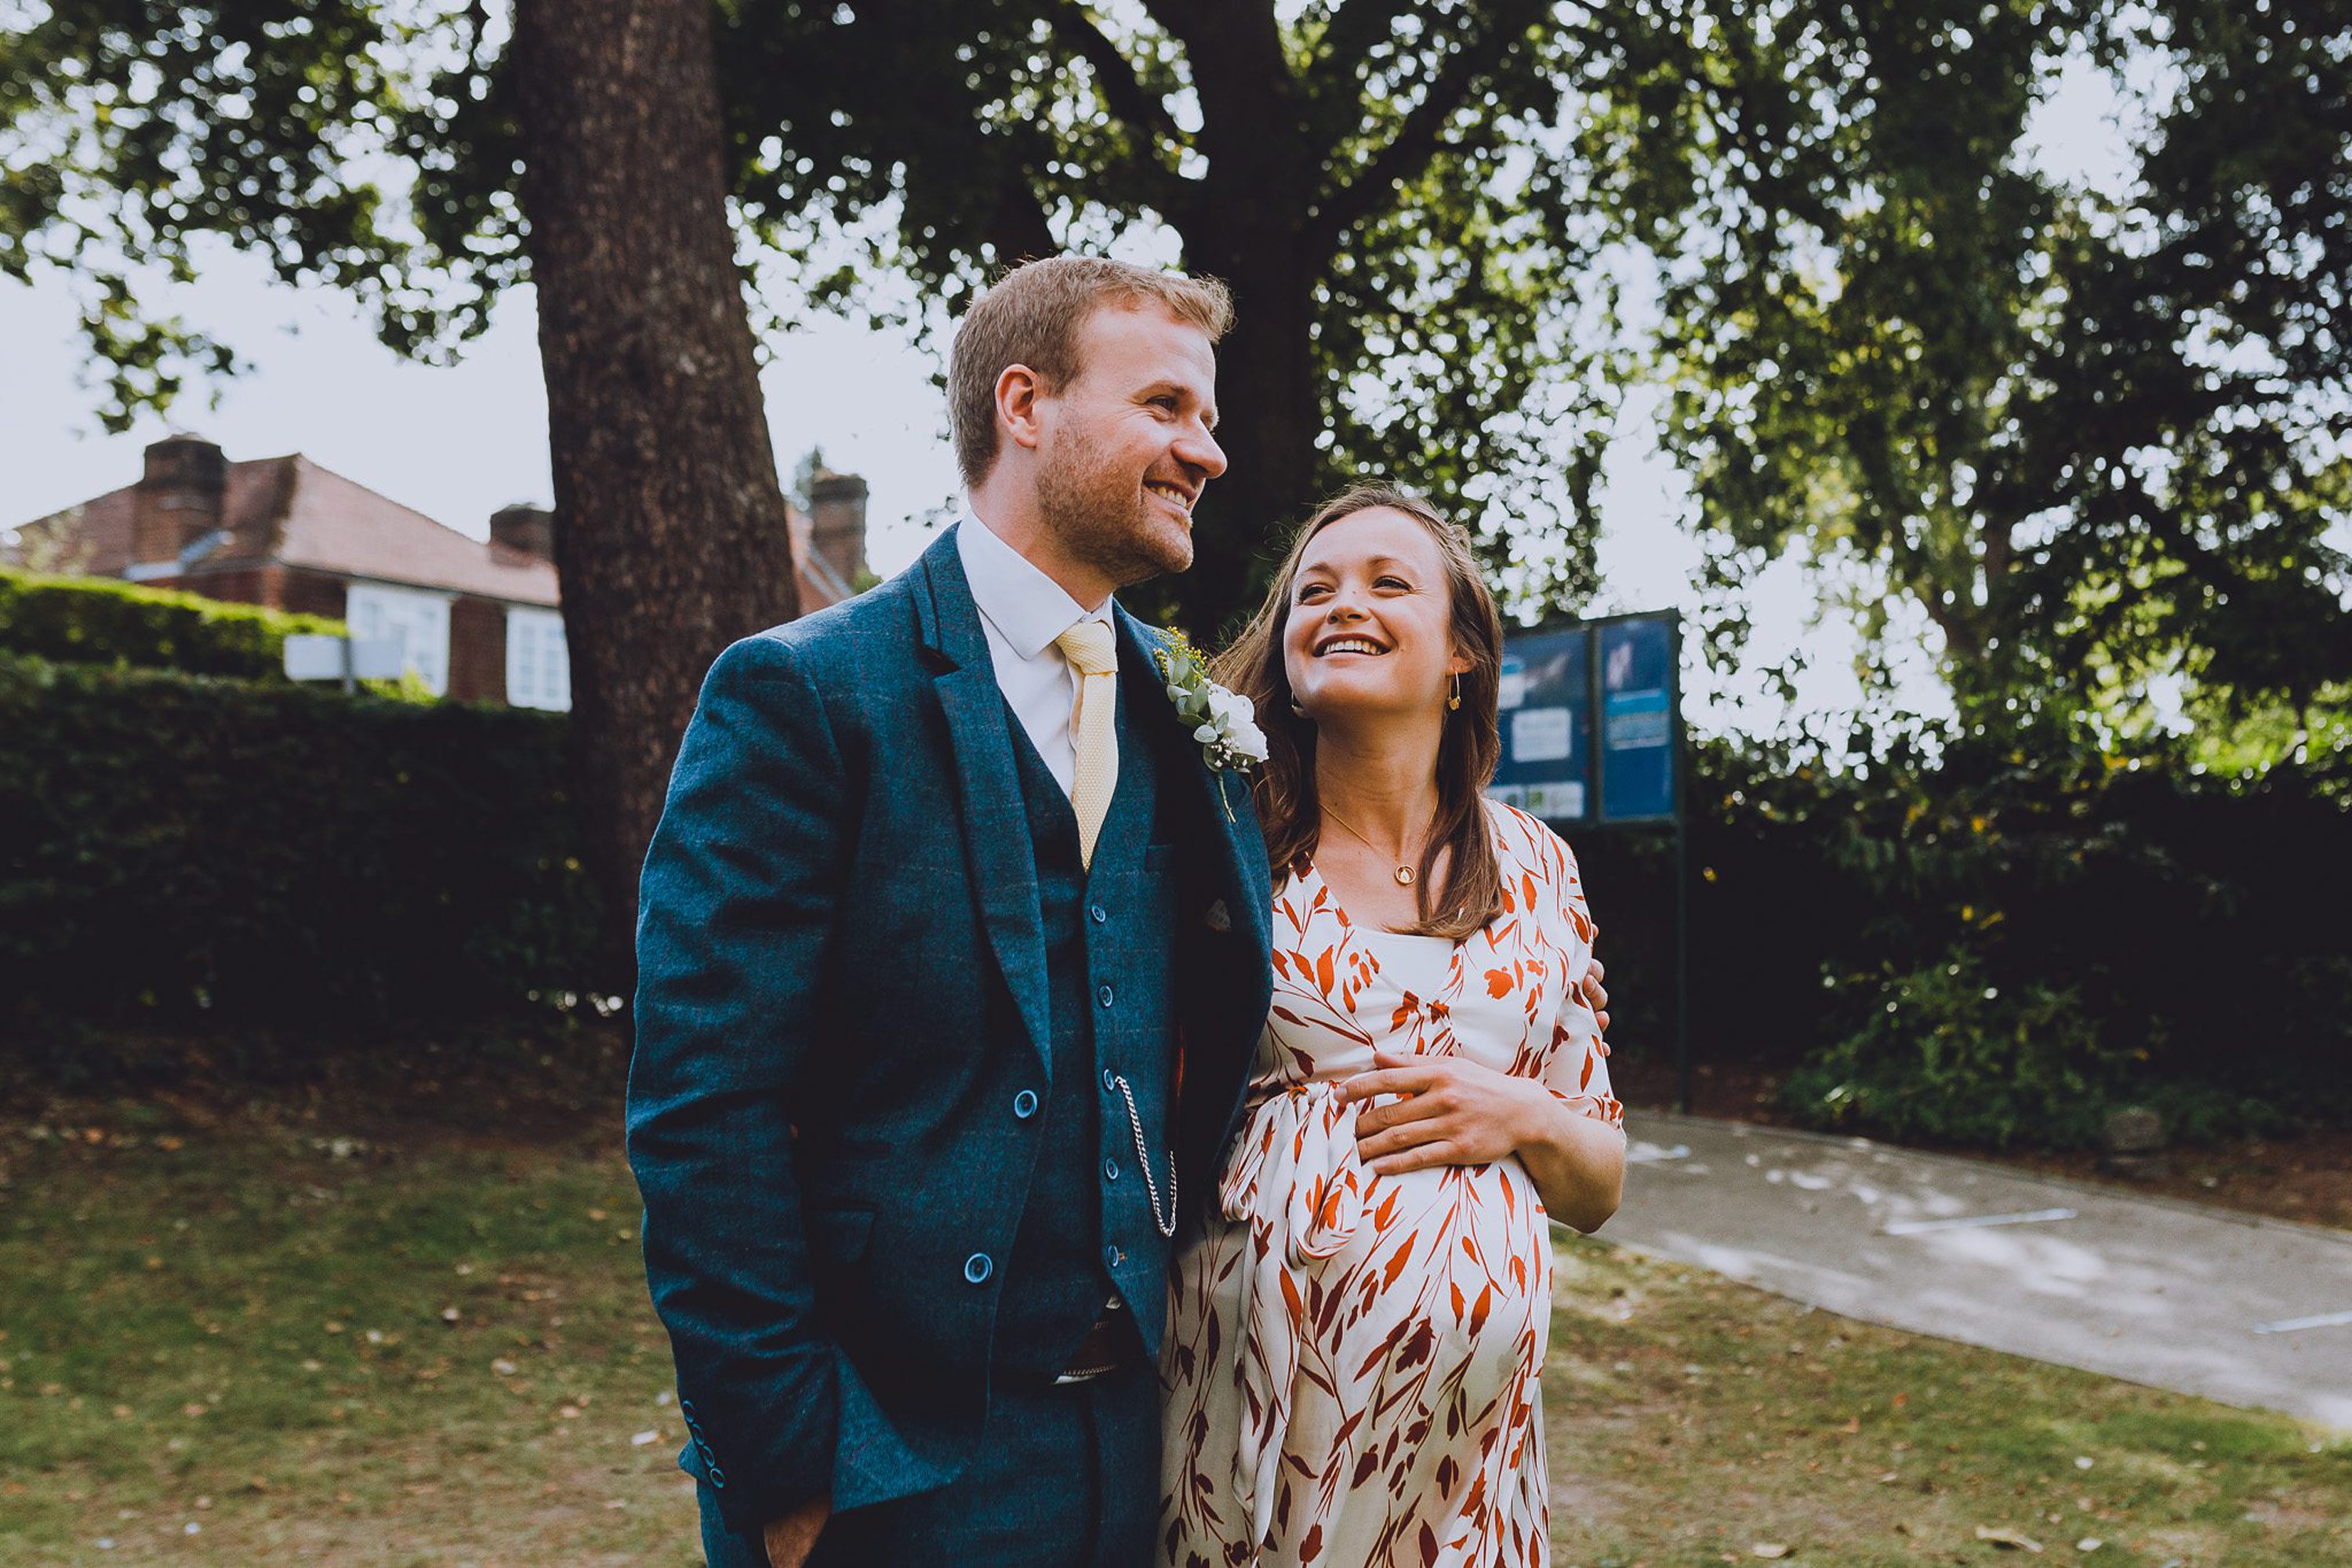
left=1540, top=836, right=1624, bottom=1130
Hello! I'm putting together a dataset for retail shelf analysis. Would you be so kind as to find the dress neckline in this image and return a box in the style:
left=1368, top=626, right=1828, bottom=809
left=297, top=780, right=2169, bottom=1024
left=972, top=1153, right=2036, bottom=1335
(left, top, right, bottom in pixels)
left=1296, top=856, right=1469, bottom=1017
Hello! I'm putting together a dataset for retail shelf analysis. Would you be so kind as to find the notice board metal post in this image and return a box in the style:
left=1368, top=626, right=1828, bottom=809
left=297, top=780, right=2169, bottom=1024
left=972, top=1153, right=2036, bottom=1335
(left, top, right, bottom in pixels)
left=1670, top=614, right=1690, bottom=1114
left=1492, top=610, right=1690, bottom=1113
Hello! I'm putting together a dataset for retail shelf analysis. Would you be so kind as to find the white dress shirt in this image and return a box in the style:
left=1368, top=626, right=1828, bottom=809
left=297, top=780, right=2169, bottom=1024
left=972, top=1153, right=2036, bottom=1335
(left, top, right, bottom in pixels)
left=956, top=509, right=1117, bottom=800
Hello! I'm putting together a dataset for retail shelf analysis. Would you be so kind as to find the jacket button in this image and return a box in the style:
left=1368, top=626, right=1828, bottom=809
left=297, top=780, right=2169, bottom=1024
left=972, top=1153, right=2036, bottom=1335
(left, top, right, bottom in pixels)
left=963, top=1252, right=993, bottom=1284
left=1012, top=1089, right=1039, bottom=1120
left=709, top=1465, right=727, bottom=1488
left=1103, top=1243, right=1124, bottom=1270
left=1090, top=904, right=1109, bottom=924
left=1097, top=983, right=1115, bottom=1008
left=1104, top=1156, right=1120, bottom=1181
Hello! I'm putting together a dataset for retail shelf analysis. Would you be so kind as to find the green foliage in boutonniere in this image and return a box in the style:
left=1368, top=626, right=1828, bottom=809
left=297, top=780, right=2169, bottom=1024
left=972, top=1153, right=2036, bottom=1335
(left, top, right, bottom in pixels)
left=1155, top=629, right=1268, bottom=778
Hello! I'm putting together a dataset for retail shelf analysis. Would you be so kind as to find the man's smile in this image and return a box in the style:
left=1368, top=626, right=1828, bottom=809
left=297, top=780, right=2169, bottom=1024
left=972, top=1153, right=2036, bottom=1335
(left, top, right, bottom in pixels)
left=1145, top=477, right=1196, bottom=514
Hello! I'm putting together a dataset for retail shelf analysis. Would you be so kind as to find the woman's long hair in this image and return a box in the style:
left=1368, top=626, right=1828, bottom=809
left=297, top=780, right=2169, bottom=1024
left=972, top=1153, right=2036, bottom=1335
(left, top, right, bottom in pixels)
left=1214, top=485, right=1506, bottom=939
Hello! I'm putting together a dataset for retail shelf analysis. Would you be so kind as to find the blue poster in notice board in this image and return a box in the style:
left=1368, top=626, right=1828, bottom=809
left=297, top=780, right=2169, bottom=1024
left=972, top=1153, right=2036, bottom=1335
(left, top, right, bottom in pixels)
left=1487, top=625, right=1592, bottom=823
left=1599, top=616, right=1675, bottom=821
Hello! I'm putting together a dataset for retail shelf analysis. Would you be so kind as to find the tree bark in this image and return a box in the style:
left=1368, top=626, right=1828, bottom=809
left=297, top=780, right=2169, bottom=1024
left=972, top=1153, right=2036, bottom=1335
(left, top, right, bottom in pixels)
left=1177, top=230, right=1323, bottom=643
left=509, top=0, right=800, bottom=997
left=1157, top=9, right=1323, bottom=641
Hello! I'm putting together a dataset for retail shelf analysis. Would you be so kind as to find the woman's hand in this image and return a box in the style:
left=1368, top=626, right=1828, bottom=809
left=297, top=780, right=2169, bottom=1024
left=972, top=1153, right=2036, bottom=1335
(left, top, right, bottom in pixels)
left=1581, top=956, right=1610, bottom=1036
left=1338, top=1048, right=1627, bottom=1231
left=1338, top=1050, right=1552, bottom=1176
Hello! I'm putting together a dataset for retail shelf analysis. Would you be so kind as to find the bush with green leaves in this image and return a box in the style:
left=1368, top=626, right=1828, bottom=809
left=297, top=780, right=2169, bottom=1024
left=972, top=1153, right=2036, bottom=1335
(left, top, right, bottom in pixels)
left=1783, top=947, right=2131, bottom=1149
left=0, top=565, right=343, bottom=679
left=0, top=652, right=605, bottom=1072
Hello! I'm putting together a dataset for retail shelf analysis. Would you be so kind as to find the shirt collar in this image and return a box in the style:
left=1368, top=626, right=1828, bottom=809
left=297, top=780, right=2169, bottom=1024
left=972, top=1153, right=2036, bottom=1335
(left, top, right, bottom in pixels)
left=956, top=506, right=1114, bottom=662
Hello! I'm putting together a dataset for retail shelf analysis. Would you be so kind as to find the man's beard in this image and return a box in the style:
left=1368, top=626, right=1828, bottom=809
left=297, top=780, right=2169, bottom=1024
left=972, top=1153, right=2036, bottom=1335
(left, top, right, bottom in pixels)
left=1034, top=423, right=1195, bottom=589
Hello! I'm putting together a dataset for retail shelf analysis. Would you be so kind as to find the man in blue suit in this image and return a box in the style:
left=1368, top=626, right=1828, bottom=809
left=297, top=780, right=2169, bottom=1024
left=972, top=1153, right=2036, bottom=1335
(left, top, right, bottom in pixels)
left=628, top=257, right=1276, bottom=1567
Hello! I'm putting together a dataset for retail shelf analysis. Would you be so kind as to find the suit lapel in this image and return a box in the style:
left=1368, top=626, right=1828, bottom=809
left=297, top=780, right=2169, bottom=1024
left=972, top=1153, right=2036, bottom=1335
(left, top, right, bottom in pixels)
left=916, top=529, right=1054, bottom=1078
left=1115, top=608, right=1274, bottom=966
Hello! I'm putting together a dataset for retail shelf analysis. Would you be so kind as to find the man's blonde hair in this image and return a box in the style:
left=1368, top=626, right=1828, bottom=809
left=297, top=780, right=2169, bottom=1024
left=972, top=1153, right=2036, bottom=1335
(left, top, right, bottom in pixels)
left=948, top=256, right=1234, bottom=486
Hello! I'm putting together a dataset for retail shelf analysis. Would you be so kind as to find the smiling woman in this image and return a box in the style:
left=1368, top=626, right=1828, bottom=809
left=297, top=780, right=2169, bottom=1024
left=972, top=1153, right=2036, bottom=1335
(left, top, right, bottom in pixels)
left=1215, top=486, right=1505, bottom=938
left=1163, top=486, right=1628, bottom=1567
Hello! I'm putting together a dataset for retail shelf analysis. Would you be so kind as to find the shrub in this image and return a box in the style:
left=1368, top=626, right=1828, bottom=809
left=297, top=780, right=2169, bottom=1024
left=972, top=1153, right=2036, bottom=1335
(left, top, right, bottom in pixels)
left=1782, top=946, right=2132, bottom=1149
left=0, top=565, right=343, bottom=679
left=0, top=652, right=606, bottom=1068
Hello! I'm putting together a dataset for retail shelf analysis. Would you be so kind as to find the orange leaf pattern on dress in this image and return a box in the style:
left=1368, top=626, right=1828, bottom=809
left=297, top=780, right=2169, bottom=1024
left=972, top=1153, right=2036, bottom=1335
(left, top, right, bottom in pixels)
left=1160, top=801, right=1621, bottom=1567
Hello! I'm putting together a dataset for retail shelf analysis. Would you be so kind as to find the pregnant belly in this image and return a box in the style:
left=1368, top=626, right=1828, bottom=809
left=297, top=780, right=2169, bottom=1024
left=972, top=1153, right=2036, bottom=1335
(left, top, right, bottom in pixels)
left=1219, top=1082, right=1555, bottom=1372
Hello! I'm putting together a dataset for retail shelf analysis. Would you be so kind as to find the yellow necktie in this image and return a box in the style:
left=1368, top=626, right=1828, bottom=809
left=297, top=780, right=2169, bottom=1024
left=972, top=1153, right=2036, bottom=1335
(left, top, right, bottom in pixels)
left=1052, top=619, right=1119, bottom=869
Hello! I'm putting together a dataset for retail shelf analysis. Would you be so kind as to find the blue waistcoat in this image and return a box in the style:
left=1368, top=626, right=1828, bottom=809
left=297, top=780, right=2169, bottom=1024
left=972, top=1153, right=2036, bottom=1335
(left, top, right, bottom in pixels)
left=993, top=675, right=1181, bottom=1376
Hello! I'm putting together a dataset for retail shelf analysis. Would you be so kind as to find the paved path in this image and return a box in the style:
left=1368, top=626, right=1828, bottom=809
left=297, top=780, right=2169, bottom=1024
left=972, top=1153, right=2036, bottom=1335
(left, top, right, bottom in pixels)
left=1600, top=1112, right=2352, bottom=1430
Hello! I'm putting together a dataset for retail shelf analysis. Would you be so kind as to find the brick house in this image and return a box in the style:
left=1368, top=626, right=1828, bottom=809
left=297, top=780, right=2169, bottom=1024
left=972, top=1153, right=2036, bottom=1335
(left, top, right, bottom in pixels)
left=9, top=434, right=869, bottom=709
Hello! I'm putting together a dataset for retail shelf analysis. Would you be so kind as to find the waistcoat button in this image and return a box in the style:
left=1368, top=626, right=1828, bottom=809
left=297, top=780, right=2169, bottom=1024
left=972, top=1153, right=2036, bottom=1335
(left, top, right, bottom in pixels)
left=1103, top=1156, right=1120, bottom=1181
left=1097, top=983, right=1115, bottom=1007
left=1090, top=904, right=1109, bottom=924
left=962, top=1252, right=993, bottom=1285
left=1012, top=1089, right=1039, bottom=1120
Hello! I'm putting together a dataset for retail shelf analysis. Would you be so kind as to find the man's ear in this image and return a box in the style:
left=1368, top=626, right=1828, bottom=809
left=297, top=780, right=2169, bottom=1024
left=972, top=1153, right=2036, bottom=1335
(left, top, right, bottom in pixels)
left=996, top=364, right=1047, bottom=454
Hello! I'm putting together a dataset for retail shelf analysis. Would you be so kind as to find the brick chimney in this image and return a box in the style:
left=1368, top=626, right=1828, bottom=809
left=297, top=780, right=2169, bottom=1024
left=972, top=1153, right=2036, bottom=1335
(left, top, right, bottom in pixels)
left=127, top=434, right=227, bottom=581
left=808, top=471, right=869, bottom=591
left=490, top=503, right=557, bottom=561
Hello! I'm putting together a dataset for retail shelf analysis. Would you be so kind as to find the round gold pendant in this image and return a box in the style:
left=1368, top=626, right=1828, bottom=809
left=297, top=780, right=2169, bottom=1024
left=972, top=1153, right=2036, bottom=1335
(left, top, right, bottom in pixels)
left=1394, top=865, right=1416, bottom=886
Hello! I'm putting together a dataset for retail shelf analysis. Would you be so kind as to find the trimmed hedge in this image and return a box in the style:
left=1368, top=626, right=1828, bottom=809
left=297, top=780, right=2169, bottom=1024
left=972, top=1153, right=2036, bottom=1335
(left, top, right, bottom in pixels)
left=0, top=566, right=343, bottom=679
left=0, top=653, right=603, bottom=1056
left=4, top=627, right=2344, bottom=1139
left=1574, top=735, right=2352, bottom=1142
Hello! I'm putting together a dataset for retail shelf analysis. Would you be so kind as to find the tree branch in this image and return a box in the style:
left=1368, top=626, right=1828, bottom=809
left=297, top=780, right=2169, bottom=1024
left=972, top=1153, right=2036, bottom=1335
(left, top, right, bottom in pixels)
left=1312, top=0, right=1424, bottom=82
left=1308, top=0, right=1548, bottom=248
left=1048, top=2, right=1181, bottom=150
left=982, top=163, right=1058, bottom=266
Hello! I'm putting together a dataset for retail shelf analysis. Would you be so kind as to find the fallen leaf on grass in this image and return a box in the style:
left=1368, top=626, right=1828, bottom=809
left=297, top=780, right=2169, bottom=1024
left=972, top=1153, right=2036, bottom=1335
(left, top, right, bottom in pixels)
left=631, top=1429, right=662, bottom=1446
left=1752, top=1544, right=1791, bottom=1559
left=2074, top=1541, right=2102, bottom=1553
left=1976, top=1526, right=2045, bottom=1552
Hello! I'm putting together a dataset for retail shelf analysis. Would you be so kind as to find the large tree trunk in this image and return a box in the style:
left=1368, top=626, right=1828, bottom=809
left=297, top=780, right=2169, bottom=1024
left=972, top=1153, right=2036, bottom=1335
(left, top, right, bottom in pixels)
left=1159, top=11, right=1323, bottom=643
left=1178, top=234, right=1323, bottom=644
left=510, top=0, right=800, bottom=1000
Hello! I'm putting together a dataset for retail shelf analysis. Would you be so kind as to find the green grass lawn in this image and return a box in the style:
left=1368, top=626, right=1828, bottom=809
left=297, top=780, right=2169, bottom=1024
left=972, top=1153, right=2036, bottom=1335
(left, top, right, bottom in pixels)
left=0, top=1108, right=2343, bottom=1566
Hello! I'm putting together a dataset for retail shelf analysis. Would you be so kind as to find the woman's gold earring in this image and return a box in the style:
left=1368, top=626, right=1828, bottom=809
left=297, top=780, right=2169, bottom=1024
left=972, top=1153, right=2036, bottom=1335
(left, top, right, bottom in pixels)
left=1447, top=674, right=1462, bottom=712
left=1290, top=694, right=1308, bottom=717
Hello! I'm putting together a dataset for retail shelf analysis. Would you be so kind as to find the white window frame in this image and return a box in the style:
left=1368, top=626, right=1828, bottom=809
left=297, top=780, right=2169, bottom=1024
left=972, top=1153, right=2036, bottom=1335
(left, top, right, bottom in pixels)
left=505, top=605, right=572, bottom=711
left=343, top=583, right=453, bottom=696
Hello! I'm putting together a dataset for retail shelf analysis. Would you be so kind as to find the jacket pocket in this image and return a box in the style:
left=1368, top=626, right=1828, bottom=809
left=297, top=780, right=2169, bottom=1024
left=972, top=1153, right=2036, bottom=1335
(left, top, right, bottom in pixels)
left=808, top=1206, right=876, bottom=1268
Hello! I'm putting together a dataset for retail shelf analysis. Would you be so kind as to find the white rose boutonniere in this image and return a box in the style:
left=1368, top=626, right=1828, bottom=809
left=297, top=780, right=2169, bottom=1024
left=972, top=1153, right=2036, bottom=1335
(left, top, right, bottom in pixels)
left=1154, top=629, right=1268, bottom=779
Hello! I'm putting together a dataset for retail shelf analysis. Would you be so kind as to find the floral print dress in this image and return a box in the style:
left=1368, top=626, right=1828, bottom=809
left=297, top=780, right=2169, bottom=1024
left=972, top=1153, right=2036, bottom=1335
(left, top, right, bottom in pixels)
left=1160, top=802, right=1621, bottom=1568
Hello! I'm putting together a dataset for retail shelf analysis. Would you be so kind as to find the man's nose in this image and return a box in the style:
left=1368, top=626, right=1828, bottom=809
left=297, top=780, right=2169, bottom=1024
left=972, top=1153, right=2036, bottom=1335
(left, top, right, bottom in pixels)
left=1177, top=423, right=1227, bottom=481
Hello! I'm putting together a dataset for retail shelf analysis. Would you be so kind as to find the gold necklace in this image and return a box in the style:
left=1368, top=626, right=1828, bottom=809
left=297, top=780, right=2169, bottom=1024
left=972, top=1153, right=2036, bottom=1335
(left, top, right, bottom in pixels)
left=1319, top=802, right=1426, bottom=887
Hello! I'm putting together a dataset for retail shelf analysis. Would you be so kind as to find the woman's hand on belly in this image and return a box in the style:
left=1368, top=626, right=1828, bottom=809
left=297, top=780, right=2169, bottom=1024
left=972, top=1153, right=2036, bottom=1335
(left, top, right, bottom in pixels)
left=1337, top=1051, right=1555, bottom=1175
left=1338, top=1050, right=1626, bottom=1230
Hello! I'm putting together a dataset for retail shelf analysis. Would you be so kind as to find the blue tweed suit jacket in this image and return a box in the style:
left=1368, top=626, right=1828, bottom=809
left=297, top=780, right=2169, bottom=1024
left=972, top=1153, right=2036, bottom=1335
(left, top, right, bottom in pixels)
left=626, top=527, right=1275, bottom=1534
